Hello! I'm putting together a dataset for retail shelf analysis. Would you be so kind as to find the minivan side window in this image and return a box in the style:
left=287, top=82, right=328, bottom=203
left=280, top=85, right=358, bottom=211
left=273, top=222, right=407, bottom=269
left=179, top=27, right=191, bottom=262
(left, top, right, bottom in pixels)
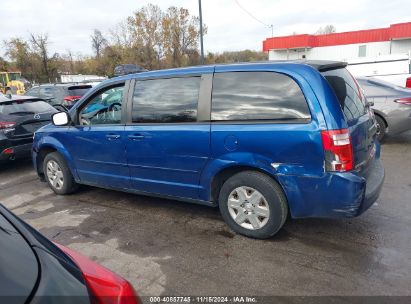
left=79, top=85, right=124, bottom=125
left=322, top=68, right=366, bottom=121
left=132, top=77, right=200, bottom=123
left=211, top=72, right=311, bottom=121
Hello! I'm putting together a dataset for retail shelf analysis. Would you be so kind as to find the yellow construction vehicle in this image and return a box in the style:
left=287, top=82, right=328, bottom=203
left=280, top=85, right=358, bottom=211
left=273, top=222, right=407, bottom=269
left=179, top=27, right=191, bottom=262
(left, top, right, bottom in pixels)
left=0, top=71, right=26, bottom=95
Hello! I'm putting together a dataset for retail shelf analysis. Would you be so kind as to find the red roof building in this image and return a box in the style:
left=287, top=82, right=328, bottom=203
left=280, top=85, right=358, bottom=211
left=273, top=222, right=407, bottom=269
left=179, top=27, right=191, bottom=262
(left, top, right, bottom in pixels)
left=263, top=22, right=411, bottom=62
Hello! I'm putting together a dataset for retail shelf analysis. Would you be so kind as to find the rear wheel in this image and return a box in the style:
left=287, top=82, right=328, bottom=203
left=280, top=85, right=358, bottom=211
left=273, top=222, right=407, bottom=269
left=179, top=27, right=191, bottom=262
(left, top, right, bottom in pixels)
left=218, top=171, right=288, bottom=239
left=375, top=115, right=386, bottom=142
left=43, top=152, right=78, bottom=195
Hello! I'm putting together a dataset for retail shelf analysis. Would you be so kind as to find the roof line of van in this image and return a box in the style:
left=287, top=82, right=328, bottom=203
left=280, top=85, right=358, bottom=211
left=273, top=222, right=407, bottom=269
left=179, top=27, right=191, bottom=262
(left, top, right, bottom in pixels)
left=109, top=60, right=348, bottom=81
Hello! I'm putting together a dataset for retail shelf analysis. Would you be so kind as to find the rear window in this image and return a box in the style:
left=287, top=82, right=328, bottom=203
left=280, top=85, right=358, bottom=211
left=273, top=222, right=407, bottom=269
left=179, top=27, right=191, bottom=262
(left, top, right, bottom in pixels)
left=26, top=87, right=40, bottom=97
left=0, top=100, right=56, bottom=115
left=322, top=68, right=366, bottom=120
left=211, top=72, right=311, bottom=121
left=39, top=86, right=61, bottom=101
left=68, top=85, right=92, bottom=96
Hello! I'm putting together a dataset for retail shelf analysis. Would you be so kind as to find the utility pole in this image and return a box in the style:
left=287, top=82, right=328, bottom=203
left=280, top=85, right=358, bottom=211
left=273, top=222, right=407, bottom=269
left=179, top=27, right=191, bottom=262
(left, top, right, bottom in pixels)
left=198, top=0, right=205, bottom=64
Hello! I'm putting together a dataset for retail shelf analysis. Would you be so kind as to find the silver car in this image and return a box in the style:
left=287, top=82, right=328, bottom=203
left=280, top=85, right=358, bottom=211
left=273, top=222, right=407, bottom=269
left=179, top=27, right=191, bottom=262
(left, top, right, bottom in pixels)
left=357, top=77, right=411, bottom=141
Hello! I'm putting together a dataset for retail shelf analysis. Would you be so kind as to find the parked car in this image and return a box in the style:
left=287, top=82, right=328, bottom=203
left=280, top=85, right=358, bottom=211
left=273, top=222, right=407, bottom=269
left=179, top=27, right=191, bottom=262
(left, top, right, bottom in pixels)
left=357, top=77, right=411, bottom=141
left=114, top=64, right=147, bottom=77
left=0, top=203, right=139, bottom=304
left=347, top=54, right=411, bottom=88
left=0, top=94, right=57, bottom=162
left=32, top=61, right=384, bottom=239
left=25, top=83, right=92, bottom=108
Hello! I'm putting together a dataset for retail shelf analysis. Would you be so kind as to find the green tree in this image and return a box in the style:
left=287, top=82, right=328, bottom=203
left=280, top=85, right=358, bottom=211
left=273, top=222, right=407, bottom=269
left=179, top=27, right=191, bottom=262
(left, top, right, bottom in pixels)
left=3, top=38, right=33, bottom=78
left=0, top=57, right=7, bottom=70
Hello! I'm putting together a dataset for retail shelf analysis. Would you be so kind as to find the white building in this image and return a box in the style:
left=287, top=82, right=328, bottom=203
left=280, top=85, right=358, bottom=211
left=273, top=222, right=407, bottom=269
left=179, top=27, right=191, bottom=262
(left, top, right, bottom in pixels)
left=60, top=74, right=107, bottom=83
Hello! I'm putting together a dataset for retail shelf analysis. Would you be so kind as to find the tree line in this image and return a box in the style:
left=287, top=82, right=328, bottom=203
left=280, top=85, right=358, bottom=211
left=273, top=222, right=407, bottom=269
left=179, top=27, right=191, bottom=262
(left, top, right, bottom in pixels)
left=1, top=4, right=267, bottom=83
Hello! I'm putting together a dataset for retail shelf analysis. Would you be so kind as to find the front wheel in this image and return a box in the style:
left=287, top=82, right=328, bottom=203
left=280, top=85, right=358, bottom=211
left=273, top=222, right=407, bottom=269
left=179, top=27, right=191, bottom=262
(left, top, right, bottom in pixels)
left=43, top=152, right=78, bottom=195
left=218, top=171, right=288, bottom=239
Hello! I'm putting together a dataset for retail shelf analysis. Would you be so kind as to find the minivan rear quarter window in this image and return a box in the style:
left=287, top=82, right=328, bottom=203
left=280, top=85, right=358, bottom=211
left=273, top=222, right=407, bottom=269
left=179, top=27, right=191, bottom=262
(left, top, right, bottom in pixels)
left=132, top=77, right=200, bottom=123
left=322, top=68, right=366, bottom=120
left=211, top=72, right=311, bottom=121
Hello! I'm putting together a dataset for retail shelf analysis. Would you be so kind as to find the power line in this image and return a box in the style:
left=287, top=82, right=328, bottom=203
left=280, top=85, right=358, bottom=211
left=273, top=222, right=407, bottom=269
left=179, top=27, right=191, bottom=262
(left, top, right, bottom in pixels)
left=234, top=0, right=272, bottom=29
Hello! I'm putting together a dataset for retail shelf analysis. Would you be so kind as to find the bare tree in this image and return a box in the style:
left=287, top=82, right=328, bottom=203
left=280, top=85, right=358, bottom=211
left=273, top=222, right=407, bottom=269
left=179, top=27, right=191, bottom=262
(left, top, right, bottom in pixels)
left=91, top=29, right=107, bottom=58
left=30, top=33, right=51, bottom=82
left=66, top=50, right=74, bottom=73
left=316, top=25, right=336, bottom=34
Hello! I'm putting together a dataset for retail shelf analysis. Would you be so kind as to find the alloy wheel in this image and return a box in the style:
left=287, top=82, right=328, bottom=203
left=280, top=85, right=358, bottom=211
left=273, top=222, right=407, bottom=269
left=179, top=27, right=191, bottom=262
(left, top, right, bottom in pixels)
left=46, top=160, right=64, bottom=190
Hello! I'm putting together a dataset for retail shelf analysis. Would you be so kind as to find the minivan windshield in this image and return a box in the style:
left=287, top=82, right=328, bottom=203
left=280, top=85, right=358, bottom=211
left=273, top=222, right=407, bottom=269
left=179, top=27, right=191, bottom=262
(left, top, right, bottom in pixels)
left=322, top=68, right=366, bottom=120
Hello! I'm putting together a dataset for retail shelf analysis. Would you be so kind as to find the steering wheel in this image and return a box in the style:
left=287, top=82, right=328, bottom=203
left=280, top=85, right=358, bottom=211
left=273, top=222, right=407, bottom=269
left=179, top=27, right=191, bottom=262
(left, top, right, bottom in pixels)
left=108, top=102, right=121, bottom=111
left=108, top=102, right=122, bottom=119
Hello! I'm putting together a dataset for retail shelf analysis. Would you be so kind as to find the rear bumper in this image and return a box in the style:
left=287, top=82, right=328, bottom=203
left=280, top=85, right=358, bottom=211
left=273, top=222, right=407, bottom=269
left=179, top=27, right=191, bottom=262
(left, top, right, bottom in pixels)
left=0, top=141, right=32, bottom=161
left=280, top=154, right=385, bottom=219
left=357, top=157, right=384, bottom=215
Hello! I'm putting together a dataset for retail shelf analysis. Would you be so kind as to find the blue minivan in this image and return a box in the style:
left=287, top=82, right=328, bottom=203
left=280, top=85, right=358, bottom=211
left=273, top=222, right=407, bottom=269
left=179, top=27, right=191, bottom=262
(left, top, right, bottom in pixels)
left=32, top=61, right=385, bottom=239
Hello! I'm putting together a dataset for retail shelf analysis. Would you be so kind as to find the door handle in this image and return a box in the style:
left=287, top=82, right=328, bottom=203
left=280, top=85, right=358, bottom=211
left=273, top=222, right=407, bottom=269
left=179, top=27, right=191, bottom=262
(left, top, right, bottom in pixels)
left=106, top=134, right=120, bottom=140
left=128, top=134, right=145, bottom=140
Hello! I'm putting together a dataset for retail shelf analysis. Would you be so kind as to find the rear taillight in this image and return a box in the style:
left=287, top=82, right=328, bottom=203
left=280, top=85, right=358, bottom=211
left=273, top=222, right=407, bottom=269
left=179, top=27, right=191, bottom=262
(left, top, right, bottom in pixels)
left=2, top=148, right=14, bottom=155
left=56, top=244, right=139, bottom=304
left=321, top=129, right=354, bottom=172
left=406, top=77, right=411, bottom=89
left=0, top=122, right=16, bottom=129
left=394, top=97, right=411, bottom=105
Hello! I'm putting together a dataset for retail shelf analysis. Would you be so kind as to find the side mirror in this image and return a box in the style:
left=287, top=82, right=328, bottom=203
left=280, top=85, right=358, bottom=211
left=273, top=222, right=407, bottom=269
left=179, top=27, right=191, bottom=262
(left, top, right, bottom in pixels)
left=367, top=101, right=374, bottom=107
left=52, top=112, right=70, bottom=126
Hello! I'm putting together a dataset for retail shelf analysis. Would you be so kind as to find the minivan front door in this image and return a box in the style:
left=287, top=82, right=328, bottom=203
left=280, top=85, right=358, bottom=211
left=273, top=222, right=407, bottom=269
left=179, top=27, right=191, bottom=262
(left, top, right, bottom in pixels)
left=124, top=75, right=211, bottom=199
left=66, top=83, right=129, bottom=189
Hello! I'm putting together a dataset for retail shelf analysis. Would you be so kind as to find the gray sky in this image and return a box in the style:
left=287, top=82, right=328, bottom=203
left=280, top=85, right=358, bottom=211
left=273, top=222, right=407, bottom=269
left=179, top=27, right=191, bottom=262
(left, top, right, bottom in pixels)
left=1, top=0, right=410, bottom=58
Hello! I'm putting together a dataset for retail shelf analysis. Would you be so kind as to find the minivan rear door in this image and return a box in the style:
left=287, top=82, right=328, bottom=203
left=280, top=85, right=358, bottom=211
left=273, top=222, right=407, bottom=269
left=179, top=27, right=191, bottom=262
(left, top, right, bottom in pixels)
left=321, top=68, right=378, bottom=172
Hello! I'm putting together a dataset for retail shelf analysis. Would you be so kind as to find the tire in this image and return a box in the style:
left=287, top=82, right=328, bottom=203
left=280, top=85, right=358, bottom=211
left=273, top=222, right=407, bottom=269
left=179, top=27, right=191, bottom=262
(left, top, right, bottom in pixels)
left=218, top=171, right=288, bottom=239
left=375, top=115, right=386, bottom=142
left=43, top=152, right=78, bottom=195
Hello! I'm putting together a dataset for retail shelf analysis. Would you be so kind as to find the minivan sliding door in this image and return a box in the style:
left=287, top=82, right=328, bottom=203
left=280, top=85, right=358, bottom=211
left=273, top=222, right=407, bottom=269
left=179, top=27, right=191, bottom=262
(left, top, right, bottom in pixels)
left=124, top=73, right=212, bottom=199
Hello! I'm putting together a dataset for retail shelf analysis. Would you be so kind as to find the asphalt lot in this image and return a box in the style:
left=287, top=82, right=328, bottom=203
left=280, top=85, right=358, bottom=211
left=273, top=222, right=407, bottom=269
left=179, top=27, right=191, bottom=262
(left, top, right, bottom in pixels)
left=0, top=132, right=410, bottom=299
